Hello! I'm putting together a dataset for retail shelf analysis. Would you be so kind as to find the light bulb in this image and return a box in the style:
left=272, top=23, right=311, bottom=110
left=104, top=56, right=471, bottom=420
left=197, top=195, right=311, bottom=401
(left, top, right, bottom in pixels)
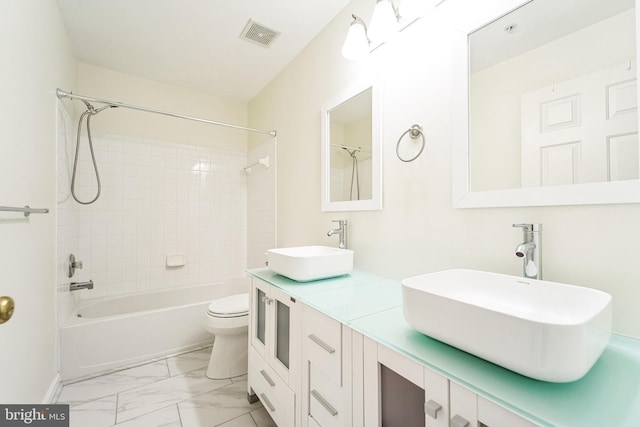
left=368, top=0, right=399, bottom=45
left=342, top=16, right=370, bottom=60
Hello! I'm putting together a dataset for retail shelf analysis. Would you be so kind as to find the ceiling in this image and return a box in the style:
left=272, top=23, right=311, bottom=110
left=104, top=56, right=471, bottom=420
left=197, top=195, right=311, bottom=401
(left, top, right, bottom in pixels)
left=470, top=0, right=635, bottom=72
left=56, top=0, right=351, bottom=101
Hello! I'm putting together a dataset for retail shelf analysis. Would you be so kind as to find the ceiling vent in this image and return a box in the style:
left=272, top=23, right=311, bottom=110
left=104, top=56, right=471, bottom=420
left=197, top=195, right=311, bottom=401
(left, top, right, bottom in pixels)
left=240, top=19, right=280, bottom=48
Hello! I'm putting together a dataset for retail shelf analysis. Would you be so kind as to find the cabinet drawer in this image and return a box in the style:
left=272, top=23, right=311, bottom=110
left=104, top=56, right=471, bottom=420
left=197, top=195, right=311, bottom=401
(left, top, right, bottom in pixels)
left=309, top=364, right=346, bottom=427
left=303, top=305, right=342, bottom=385
left=249, top=348, right=294, bottom=427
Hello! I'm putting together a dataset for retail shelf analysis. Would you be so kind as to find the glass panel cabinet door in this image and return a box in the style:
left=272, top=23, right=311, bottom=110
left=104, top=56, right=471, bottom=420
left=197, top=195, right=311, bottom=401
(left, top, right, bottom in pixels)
left=270, top=286, right=295, bottom=383
left=275, top=300, right=290, bottom=369
left=251, top=279, right=295, bottom=383
left=251, top=279, right=271, bottom=362
left=256, top=288, right=266, bottom=346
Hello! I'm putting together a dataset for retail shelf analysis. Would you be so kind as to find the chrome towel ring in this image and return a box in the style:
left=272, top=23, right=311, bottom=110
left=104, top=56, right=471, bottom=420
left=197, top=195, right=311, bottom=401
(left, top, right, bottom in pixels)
left=396, top=124, right=425, bottom=162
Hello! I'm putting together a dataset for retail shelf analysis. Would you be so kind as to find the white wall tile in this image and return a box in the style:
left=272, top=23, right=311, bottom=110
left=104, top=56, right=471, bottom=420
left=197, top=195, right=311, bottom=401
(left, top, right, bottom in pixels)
left=60, top=134, right=249, bottom=300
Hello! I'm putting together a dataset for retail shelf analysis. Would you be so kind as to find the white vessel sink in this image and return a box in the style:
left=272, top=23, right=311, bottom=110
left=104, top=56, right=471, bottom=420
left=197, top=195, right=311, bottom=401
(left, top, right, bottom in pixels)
left=402, top=269, right=612, bottom=382
left=267, top=246, right=354, bottom=282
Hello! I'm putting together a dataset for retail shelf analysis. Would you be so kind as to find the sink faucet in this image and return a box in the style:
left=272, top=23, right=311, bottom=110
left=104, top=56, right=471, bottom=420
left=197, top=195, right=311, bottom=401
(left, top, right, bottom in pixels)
left=70, top=280, right=94, bottom=291
left=327, top=220, right=347, bottom=249
left=513, top=224, right=542, bottom=280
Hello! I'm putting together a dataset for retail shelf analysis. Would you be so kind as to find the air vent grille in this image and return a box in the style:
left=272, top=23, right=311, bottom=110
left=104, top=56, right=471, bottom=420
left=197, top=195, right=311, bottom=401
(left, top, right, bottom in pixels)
left=240, top=19, right=280, bottom=48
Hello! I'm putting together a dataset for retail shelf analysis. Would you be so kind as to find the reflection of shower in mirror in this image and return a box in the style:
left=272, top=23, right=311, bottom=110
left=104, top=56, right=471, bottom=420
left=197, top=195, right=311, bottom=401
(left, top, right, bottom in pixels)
left=343, top=146, right=360, bottom=201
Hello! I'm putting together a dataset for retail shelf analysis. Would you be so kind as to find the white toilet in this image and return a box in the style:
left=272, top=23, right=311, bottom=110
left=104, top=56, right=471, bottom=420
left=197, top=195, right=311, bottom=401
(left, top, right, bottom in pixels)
left=204, top=293, right=249, bottom=379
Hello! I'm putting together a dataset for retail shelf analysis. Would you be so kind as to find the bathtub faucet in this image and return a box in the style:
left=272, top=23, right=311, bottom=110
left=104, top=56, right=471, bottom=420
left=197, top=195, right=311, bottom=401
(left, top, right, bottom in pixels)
left=70, top=280, right=94, bottom=291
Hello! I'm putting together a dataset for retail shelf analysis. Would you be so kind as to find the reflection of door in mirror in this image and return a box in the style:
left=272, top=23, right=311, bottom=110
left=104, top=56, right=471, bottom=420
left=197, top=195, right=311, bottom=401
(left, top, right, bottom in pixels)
left=469, top=0, right=637, bottom=192
left=522, top=65, right=638, bottom=187
left=329, top=88, right=373, bottom=202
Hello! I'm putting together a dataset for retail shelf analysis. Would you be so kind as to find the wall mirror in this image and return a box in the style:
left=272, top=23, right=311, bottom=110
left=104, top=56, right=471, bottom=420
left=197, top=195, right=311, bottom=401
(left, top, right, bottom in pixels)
left=321, top=82, right=382, bottom=211
left=452, top=0, right=640, bottom=207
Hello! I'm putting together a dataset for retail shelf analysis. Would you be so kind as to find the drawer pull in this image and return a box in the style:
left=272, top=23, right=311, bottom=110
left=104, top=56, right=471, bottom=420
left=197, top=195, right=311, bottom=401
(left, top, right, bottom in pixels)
left=260, top=369, right=275, bottom=387
left=451, top=414, right=470, bottom=427
left=425, top=399, right=442, bottom=419
left=311, top=389, right=338, bottom=416
left=308, top=334, right=336, bottom=354
left=260, top=393, right=276, bottom=413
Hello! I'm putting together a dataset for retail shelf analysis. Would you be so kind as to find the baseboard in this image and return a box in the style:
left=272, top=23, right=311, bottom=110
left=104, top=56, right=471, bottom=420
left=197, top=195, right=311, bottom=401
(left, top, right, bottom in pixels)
left=42, top=373, right=62, bottom=403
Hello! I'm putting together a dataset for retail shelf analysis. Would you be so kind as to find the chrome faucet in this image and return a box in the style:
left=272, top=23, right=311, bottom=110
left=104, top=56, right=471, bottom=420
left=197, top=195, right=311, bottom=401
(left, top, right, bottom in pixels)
left=513, top=224, right=542, bottom=280
left=327, top=219, right=348, bottom=249
left=70, top=280, right=94, bottom=291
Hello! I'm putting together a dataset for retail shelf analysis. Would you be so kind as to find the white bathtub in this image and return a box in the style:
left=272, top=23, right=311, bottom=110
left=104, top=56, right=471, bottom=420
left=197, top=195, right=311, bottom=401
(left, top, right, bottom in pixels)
left=60, top=278, right=249, bottom=382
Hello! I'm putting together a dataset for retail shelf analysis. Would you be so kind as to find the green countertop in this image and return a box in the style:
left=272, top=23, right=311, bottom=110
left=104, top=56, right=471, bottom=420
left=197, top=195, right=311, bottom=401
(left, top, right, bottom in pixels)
left=247, top=268, right=640, bottom=427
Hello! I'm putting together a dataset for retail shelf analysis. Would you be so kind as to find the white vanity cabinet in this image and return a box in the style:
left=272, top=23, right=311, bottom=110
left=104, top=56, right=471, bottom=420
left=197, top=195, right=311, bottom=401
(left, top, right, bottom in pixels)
left=300, top=303, right=353, bottom=427
left=360, top=336, right=539, bottom=427
left=248, top=277, right=301, bottom=427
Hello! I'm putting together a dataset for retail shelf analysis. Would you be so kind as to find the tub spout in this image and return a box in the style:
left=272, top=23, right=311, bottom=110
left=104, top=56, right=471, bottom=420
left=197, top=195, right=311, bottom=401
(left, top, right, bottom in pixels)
left=70, top=280, right=94, bottom=291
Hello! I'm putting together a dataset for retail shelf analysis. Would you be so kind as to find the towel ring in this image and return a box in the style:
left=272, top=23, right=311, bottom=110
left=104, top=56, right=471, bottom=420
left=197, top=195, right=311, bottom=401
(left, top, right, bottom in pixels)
left=396, top=124, right=425, bottom=162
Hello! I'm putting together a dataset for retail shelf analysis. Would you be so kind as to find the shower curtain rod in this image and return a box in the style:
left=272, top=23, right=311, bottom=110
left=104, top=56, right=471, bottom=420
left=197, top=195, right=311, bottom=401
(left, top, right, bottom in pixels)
left=56, top=89, right=277, bottom=137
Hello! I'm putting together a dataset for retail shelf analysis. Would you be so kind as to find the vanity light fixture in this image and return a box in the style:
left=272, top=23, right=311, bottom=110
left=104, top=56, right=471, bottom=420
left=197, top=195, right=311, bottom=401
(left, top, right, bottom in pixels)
left=342, top=0, right=441, bottom=60
left=341, top=15, right=371, bottom=60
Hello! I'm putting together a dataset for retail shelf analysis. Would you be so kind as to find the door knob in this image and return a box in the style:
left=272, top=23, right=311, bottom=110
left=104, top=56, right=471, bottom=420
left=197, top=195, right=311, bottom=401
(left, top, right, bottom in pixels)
left=0, top=296, right=15, bottom=324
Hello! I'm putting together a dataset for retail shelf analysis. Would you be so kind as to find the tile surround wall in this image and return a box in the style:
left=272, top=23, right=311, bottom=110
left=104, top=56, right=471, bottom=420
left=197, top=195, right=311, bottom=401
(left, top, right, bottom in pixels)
left=247, top=139, right=276, bottom=268
left=57, top=103, right=80, bottom=323
left=58, top=129, right=249, bottom=301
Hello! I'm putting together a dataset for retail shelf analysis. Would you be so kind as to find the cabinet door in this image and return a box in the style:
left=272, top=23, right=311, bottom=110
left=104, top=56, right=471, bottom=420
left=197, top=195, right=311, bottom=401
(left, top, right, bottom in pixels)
left=270, top=285, right=295, bottom=383
left=478, top=397, right=540, bottom=427
left=250, top=279, right=296, bottom=383
left=424, top=368, right=449, bottom=427
left=450, top=382, right=478, bottom=427
left=363, top=339, right=427, bottom=427
left=251, top=278, right=271, bottom=360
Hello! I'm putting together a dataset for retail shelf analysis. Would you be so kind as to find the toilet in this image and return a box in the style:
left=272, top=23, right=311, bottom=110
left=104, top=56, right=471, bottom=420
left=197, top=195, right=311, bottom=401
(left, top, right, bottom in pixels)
left=204, top=293, right=249, bottom=379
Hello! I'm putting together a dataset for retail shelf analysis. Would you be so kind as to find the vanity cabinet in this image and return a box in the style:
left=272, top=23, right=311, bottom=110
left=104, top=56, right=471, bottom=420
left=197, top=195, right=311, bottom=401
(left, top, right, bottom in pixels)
left=301, top=303, right=352, bottom=427
left=361, top=336, right=539, bottom=427
left=247, top=271, right=570, bottom=427
left=248, top=277, right=300, bottom=426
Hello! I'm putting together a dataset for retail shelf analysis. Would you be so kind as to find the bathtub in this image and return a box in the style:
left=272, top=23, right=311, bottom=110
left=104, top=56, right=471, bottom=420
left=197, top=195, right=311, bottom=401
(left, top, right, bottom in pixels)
left=59, top=278, right=249, bottom=382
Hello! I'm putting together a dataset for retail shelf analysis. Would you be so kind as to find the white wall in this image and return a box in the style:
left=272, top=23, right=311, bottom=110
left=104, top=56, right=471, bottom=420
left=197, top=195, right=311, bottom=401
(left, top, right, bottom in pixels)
left=249, top=0, right=640, bottom=338
left=77, top=63, right=249, bottom=152
left=0, top=0, right=76, bottom=402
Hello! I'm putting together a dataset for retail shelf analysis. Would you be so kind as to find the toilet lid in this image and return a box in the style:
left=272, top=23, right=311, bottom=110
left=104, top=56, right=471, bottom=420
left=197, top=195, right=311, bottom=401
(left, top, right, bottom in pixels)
left=207, top=293, right=249, bottom=317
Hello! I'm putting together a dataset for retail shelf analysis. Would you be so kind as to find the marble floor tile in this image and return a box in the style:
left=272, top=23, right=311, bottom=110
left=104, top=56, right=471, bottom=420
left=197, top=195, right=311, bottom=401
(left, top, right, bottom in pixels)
left=68, top=394, right=117, bottom=427
left=166, top=347, right=212, bottom=377
left=229, top=374, right=248, bottom=384
left=216, top=413, right=258, bottom=427
left=58, top=360, right=170, bottom=406
left=116, top=368, right=231, bottom=423
left=249, top=407, right=277, bottom=427
left=112, top=404, right=181, bottom=427
left=178, top=379, right=261, bottom=427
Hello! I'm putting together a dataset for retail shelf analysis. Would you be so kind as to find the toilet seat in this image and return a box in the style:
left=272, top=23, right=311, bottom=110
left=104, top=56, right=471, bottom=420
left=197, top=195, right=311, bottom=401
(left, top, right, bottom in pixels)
left=207, top=293, right=249, bottom=318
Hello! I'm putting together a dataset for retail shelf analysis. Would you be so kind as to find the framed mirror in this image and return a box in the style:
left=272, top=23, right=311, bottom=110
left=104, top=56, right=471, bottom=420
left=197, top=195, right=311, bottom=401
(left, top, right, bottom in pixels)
left=321, top=81, right=382, bottom=211
left=452, top=0, right=639, bottom=208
